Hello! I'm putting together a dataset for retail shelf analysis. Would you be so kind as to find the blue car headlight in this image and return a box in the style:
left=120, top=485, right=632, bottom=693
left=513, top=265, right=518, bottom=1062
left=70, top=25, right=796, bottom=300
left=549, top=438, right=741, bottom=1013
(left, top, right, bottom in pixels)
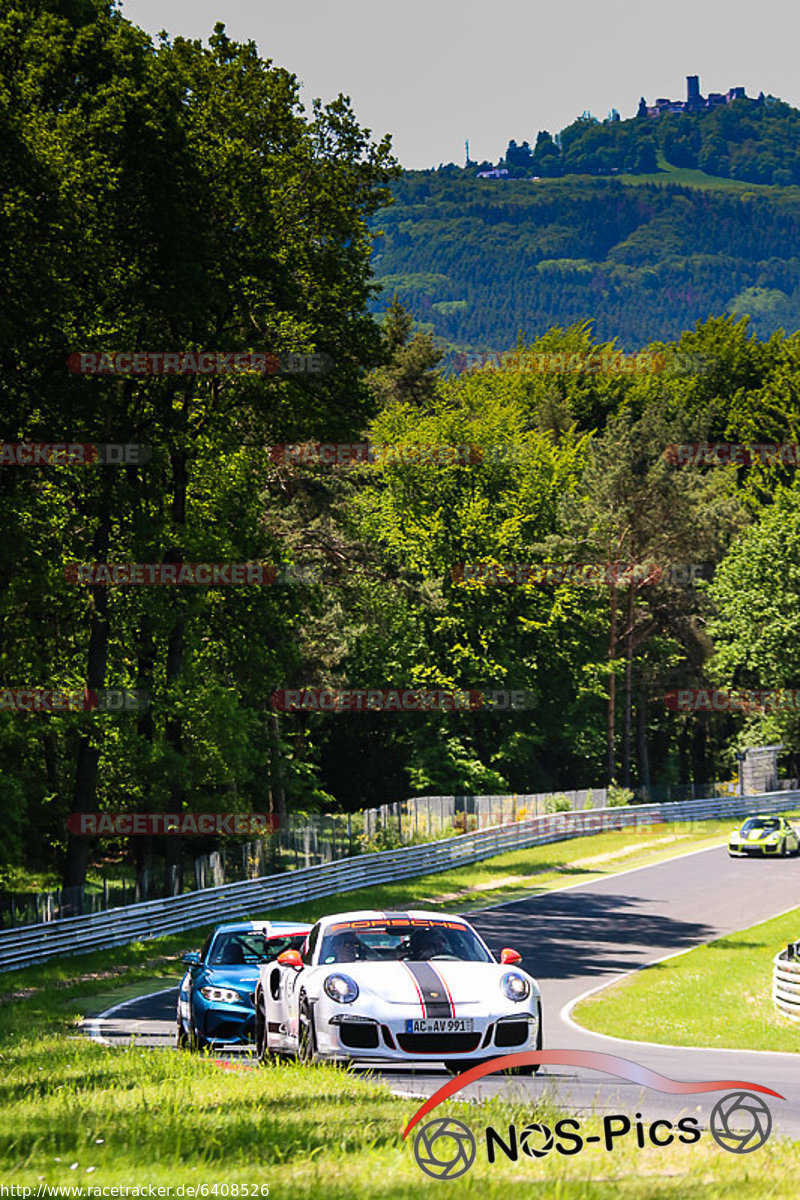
left=323, top=974, right=359, bottom=1004
left=200, top=986, right=245, bottom=1005
left=501, top=972, right=530, bottom=1002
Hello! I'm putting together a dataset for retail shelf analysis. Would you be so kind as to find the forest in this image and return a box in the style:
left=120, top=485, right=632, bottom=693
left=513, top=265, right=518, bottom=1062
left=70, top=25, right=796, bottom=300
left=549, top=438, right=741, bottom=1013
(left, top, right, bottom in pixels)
left=369, top=172, right=800, bottom=354
left=3, top=0, right=800, bottom=898
left=498, top=94, right=800, bottom=185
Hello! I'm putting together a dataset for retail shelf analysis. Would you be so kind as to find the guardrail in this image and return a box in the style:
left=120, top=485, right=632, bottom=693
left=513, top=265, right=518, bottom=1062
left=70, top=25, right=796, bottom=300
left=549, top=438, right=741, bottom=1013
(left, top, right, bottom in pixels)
left=2, top=789, right=798, bottom=972
left=773, top=947, right=800, bottom=1021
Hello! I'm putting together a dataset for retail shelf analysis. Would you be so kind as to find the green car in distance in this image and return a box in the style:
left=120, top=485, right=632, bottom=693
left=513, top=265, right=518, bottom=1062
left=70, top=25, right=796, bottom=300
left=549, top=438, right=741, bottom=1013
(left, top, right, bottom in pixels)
left=728, top=814, right=800, bottom=858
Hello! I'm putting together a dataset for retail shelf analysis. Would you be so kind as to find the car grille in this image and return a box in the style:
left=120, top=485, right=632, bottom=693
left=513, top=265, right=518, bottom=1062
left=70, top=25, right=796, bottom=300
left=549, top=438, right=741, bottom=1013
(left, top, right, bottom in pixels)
left=396, top=1033, right=482, bottom=1054
left=494, top=1020, right=530, bottom=1048
left=339, top=1022, right=380, bottom=1050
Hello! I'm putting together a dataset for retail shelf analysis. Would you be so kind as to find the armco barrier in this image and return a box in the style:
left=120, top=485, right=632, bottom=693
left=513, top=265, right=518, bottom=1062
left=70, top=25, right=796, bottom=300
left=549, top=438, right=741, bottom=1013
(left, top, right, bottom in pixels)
left=773, top=948, right=800, bottom=1021
left=1, top=790, right=798, bottom=972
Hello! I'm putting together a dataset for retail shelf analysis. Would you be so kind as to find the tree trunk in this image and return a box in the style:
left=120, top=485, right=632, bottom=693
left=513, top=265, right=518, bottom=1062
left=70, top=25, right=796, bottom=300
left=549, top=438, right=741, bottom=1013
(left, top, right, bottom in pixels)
left=636, top=690, right=650, bottom=798
left=621, top=586, right=635, bottom=787
left=62, top=499, right=112, bottom=905
left=269, top=711, right=288, bottom=829
left=135, top=617, right=156, bottom=901
left=163, top=441, right=188, bottom=897
left=607, top=580, right=618, bottom=783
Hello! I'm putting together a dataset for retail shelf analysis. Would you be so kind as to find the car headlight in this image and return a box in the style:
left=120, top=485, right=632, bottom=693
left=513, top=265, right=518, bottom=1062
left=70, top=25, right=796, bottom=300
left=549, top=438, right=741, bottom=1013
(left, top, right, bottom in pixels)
left=200, top=986, right=243, bottom=1005
left=501, top=972, right=530, bottom=1002
left=324, top=974, right=359, bottom=1004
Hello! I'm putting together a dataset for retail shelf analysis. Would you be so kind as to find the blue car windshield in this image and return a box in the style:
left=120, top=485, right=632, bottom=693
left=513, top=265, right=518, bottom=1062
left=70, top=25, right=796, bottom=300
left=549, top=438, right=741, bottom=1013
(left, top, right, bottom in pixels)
left=318, top=921, right=492, bottom=964
left=208, top=931, right=305, bottom=966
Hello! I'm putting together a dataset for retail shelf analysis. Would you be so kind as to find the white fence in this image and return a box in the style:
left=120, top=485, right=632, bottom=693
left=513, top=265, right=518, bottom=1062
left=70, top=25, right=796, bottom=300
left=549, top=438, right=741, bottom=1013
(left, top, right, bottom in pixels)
left=773, top=948, right=800, bottom=1021
left=2, top=790, right=798, bottom=973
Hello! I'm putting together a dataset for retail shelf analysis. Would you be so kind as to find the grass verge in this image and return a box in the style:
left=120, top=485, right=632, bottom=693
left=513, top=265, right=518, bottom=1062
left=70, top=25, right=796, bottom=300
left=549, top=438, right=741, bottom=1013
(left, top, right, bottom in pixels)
left=2, top=819, right=799, bottom=1196
left=4, top=1022, right=800, bottom=1195
left=573, top=905, right=800, bottom=1053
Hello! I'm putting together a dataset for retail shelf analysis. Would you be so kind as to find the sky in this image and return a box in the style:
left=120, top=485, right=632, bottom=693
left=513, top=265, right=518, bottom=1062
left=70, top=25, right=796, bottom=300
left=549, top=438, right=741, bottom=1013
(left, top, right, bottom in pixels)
left=121, top=0, right=800, bottom=170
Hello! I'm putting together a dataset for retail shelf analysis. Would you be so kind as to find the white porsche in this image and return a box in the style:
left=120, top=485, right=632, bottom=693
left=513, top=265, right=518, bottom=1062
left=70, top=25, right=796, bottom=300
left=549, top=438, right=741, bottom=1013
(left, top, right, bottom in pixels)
left=253, top=909, right=542, bottom=1074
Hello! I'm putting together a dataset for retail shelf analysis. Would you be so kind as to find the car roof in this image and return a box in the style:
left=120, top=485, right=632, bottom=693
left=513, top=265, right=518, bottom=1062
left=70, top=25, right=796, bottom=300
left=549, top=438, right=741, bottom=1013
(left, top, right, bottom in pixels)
left=211, top=920, right=312, bottom=936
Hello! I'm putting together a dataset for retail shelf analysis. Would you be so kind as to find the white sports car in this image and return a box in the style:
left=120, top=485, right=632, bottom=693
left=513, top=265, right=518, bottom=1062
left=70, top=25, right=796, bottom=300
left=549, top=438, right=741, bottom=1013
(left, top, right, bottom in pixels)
left=254, top=909, right=542, bottom=1074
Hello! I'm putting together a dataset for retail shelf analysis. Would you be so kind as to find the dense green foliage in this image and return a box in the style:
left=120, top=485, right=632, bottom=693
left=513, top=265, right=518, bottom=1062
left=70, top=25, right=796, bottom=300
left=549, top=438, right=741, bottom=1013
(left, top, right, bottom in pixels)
left=4, top=1, right=800, bottom=897
left=369, top=172, right=800, bottom=351
left=500, top=96, right=800, bottom=185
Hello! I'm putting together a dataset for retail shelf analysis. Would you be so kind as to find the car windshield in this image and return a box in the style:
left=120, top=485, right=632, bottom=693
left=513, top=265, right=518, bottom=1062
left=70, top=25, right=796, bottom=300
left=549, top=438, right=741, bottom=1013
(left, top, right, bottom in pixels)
left=318, top=920, right=492, bottom=964
left=208, top=931, right=305, bottom=966
left=742, top=818, right=780, bottom=832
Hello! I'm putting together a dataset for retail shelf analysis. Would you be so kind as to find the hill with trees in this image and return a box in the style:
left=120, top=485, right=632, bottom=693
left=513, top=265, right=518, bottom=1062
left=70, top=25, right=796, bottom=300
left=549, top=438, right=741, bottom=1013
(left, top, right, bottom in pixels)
left=369, top=171, right=800, bottom=354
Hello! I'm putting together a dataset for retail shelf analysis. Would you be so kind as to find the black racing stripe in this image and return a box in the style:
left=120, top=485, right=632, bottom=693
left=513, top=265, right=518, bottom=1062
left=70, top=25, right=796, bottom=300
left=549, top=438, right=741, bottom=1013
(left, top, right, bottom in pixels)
left=406, top=961, right=452, bottom=1017
left=381, top=911, right=411, bottom=923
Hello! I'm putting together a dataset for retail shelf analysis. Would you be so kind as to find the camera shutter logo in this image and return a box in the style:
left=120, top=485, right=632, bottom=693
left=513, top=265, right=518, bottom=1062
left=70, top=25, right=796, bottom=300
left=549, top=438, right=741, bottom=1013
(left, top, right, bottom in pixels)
left=413, top=1117, right=476, bottom=1179
left=520, top=1122, right=554, bottom=1158
left=710, top=1091, right=772, bottom=1153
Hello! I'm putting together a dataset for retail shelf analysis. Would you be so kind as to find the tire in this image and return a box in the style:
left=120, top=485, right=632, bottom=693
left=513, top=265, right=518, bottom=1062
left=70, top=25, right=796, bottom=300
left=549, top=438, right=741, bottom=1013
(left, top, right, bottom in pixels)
left=190, top=1010, right=209, bottom=1052
left=297, top=995, right=316, bottom=1064
left=504, top=1002, right=543, bottom=1075
left=175, top=1013, right=189, bottom=1050
left=444, top=1059, right=485, bottom=1075
left=255, top=989, right=271, bottom=1065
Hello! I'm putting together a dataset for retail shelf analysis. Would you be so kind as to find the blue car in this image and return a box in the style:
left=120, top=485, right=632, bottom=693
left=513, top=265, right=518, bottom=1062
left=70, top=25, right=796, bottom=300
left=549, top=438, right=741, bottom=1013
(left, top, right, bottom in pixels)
left=176, top=920, right=311, bottom=1050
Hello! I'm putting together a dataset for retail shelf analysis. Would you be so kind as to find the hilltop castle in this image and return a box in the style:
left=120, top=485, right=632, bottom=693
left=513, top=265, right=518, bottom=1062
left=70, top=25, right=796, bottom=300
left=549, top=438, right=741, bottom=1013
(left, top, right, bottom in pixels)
left=637, top=76, right=758, bottom=118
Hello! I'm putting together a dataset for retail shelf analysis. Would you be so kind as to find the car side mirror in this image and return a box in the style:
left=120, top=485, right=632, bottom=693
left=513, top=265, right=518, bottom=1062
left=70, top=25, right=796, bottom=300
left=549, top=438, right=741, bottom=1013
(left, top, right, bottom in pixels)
left=181, top=951, right=201, bottom=965
left=277, top=949, right=303, bottom=968
left=500, top=948, right=522, bottom=965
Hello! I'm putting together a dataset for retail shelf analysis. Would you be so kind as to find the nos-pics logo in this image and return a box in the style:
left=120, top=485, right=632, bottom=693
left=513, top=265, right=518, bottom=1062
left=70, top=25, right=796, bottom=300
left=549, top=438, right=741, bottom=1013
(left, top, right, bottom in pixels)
left=404, top=1052, right=781, bottom=1180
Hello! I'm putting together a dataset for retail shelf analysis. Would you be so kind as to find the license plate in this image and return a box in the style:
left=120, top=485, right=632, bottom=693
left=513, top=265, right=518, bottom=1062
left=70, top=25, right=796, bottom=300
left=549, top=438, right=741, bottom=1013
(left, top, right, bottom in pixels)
left=405, top=1018, right=474, bottom=1034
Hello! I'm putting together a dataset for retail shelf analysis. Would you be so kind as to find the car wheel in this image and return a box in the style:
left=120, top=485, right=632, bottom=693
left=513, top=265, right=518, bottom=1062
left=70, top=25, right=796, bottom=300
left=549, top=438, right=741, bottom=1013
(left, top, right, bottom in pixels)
left=297, top=995, right=316, bottom=1064
left=444, top=1060, right=485, bottom=1075
left=503, top=1003, right=543, bottom=1075
left=255, top=989, right=271, bottom=1065
left=175, top=1011, right=189, bottom=1050
left=190, top=1010, right=209, bottom=1052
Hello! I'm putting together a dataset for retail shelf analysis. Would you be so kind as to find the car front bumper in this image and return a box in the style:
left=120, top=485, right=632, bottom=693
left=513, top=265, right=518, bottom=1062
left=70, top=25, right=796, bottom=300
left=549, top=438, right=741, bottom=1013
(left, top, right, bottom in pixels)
left=195, top=999, right=256, bottom=1044
left=313, top=1005, right=541, bottom=1063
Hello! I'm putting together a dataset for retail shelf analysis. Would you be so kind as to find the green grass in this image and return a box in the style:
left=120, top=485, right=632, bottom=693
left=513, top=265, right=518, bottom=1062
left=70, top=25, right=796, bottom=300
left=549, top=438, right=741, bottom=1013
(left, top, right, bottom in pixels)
left=574, top=905, right=800, bottom=1053
left=3, top=1004, right=800, bottom=1196
left=616, top=165, right=769, bottom=192
left=3, top=820, right=800, bottom=1196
